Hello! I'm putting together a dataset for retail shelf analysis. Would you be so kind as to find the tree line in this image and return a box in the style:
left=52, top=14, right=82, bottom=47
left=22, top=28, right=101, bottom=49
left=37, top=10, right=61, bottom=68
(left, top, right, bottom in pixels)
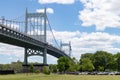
left=56, top=51, right=120, bottom=73
left=0, top=50, right=120, bottom=74
left=0, top=60, right=23, bottom=73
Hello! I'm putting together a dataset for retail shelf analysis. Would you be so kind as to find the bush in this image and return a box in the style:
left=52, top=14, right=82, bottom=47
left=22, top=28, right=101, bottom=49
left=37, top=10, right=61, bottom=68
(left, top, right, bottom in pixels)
left=29, top=64, right=34, bottom=73
left=35, top=70, right=40, bottom=74
left=43, top=66, right=50, bottom=75
left=49, top=64, right=58, bottom=73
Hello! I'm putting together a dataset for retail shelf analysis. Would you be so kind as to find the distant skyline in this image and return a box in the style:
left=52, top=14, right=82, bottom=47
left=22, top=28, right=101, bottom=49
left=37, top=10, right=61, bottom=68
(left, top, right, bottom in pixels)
left=0, top=0, right=120, bottom=64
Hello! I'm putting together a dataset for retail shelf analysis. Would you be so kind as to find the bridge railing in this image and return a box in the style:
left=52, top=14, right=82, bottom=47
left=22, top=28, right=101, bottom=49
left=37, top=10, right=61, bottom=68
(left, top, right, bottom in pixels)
left=0, top=18, right=25, bottom=34
left=0, top=18, right=59, bottom=48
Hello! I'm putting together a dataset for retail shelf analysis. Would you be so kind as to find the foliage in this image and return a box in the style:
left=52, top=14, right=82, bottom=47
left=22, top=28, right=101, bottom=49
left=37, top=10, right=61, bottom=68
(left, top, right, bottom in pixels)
left=92, top=51, right=113, bottom=71
left=43, top=66, right=50, bottom=75
left=107, top=59, right=117, bottom=71
left=98, top=66, right=104, bottom=71
left=49, top=64, right=57, bottom=73
left=80, top=51, right=120, bottom=72
left=68, top=64, right=79, bottom=72
left=115, top=52, right=120, bottom=71
left=29, top=64, right=34, bottom=73
left=35, top=70, right=40, bottom=74
left=80, top=58, right=94, bottom=71
left=57, top=57, right=71, bottom=72
left=1, top=50, right=120, bottom=73
left=57, top=62, right=65, bottom=72
left=0, top=60, right=23, bottom=73
left=10, top=61, right=23, bottom=73
left=68, top=57, right=80, bottom=72
left=81, top=53, right=93, bottom=60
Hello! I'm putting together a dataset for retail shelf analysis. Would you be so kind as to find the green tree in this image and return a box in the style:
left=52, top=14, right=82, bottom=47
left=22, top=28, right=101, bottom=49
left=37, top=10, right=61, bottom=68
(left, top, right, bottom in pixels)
left=80, top=58, right=94, bottom=71
left=57, top=57, right=71, bottom=73
left=43, top=66, right=50, bottom=75
left=10, top=60, right=23, bottom=73
left=0, top=64, right=4, bottom=70
left=115, top=52, right=120, bottom=71
left=117, top=57, right=120, bottom=71
left=107, top=59, right=117, bottom=71
left=68, top=57, right=80, bottom=72
left=29, top=64, right=34, bottom=73
left=98, top=66, right=104, bottom=71
left=49, top=64, right=57, bottom=73
left=81, top=53, right=93, bottom=60
left=0, top=61, right=23, bottom=73
left=93, top=51, right=113, bottom=71
left=68, top=63, right=80, bottom=72
left=58, top=62, right=65, bottom=72
left=35, top=70, right=40, bottom=74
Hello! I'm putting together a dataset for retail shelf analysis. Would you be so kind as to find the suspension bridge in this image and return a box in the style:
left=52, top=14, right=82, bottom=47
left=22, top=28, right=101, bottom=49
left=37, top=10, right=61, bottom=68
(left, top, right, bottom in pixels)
left=0, top=8, right=72, bottom=65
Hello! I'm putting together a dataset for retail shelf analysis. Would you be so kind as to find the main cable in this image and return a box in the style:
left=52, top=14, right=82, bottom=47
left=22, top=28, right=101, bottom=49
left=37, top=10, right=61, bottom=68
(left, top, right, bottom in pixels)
left=46, top=15, right=60, bottom=48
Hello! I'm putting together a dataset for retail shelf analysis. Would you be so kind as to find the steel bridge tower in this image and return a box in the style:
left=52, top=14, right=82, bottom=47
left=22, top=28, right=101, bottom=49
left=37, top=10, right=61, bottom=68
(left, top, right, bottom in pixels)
left=24, top=8, right=47, bottom=65
left=60, top=41, right=72, bottom=57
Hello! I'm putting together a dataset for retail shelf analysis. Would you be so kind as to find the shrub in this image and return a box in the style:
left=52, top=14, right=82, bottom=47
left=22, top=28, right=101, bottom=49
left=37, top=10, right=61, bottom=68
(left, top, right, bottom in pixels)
left=35, top=70, right=40, bottom=74
left=43, top=66, right=50, bottom=75
left=29, top=64, right=34, bottom=73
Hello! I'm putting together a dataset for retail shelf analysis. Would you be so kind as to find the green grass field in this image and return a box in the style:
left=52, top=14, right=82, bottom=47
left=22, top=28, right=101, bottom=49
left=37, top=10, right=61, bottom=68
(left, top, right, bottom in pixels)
left=0, top=74, right=120, bottom=80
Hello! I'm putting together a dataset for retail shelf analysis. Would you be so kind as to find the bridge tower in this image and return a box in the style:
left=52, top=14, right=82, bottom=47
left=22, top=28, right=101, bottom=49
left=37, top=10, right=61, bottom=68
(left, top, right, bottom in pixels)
left=24, top=8, right=47, bottom=65
left=60, top=41, right=72, bottom=57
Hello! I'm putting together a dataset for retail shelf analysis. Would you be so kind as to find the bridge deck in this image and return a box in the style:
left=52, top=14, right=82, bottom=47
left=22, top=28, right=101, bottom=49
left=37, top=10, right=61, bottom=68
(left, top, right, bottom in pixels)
left=0, top=24, right=70, bottom=58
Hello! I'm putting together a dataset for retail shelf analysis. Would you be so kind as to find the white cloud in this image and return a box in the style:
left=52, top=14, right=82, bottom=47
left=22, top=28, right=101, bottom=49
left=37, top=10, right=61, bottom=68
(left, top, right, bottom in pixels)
left=38, top=0, right=75, bottom=4
left=36, top=8, right=54, bottom=14
left=79, top=0, right=120, bottom=31
left=52, top=30, right=120, bottom=59
left=0, top=43, right=24, bottom=61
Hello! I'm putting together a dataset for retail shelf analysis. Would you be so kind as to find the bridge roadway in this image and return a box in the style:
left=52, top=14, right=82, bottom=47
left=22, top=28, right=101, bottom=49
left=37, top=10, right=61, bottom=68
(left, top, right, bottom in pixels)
left=0, top=24, right=70, bottom=59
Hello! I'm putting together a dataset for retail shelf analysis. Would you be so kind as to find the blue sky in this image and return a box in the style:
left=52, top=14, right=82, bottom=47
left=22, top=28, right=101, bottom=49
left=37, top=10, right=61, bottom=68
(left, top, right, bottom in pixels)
left=0, top=0, right=120, bottom=64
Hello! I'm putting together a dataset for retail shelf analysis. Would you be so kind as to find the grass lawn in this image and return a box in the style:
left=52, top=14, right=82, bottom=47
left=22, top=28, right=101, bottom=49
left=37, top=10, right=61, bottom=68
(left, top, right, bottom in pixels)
left=0, top=74, right=120, bottom=80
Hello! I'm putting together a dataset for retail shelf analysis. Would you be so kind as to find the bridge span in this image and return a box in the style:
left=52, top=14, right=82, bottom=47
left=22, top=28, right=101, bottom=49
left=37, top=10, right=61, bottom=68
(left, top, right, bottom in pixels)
left=0, top=8, right=72, bottom=65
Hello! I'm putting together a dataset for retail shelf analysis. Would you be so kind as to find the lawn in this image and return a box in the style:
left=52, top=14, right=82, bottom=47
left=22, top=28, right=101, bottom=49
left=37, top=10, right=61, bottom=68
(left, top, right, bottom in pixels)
left=0, top=74, right=120, bottom=80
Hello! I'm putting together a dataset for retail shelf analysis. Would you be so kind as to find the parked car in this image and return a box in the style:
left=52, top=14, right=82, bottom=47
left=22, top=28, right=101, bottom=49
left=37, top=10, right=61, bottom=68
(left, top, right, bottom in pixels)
left=81, top=72, right=88, bottom=75
left=115, top=72, right=120, bottom=75
left=108, top=72, right=115, bottom=75
left=88, top=72, right=97, bottom=75
left=97, top=72, right=109, bottom=75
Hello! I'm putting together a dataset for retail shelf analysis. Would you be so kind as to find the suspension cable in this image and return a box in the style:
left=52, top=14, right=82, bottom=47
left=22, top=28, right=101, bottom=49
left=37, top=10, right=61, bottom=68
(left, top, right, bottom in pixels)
left=46, top=15, right=60, bottom=48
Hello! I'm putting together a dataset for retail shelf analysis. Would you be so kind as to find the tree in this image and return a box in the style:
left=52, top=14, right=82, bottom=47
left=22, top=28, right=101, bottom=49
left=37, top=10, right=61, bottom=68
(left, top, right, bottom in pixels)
left=57, top=57, right=71, bottom=73
left=80, top=58, right=94, bottom=71
left=49, top=64, right=57, bottom=73
left=10, top=60, right=23, bottom=73
left=98, top=66, right=104, bottom=71
left=68, top=57, right=80, bottom=72
left=68, top=63, right=80, bottom=72
left=93, top=51, right=113, bottom=71
left=29, top=64, right=34, bottom=73
left=43, top=66, right=50, bottom=75
left=35, top=70, right=40, bottom=74
left=0, top=60, right=23, bottom=73
left=115, top=52, right=120, bottom=71
left=0, top=64, right=4, bottom=70
left=117, top=57, right=120, bottom=71
left=81, top=53, right=93, bottom=60
left=58, top=62, right=65, bottom=72
left=107, top=60, right=117, bottom=71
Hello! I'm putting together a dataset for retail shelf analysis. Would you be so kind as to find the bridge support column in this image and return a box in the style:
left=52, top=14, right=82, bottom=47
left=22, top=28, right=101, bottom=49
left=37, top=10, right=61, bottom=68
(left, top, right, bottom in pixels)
left=43, top=48, right=47, bottom=65
left=24, top=48, right=28, bottom=65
